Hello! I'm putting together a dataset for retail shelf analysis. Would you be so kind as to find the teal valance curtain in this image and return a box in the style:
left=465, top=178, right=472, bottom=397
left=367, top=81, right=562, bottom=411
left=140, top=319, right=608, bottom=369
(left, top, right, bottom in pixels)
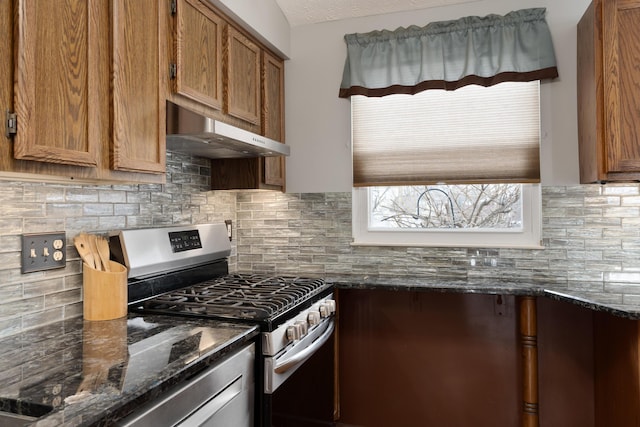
left=339, top=8, right=558, bottom=98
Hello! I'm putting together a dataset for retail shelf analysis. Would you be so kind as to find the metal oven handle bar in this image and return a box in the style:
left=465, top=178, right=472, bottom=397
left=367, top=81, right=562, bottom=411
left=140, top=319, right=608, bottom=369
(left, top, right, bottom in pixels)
left=274, top=320, right=335, bottom=374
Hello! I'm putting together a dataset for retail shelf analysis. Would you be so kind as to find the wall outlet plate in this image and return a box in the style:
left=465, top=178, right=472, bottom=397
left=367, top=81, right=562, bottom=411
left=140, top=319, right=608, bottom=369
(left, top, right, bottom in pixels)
left=21, top=232, right=66, bottom=274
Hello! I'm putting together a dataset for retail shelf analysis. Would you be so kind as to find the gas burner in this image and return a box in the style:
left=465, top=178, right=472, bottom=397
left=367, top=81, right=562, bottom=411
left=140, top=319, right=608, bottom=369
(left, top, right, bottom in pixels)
left=137, top=273, right=330, bottom=323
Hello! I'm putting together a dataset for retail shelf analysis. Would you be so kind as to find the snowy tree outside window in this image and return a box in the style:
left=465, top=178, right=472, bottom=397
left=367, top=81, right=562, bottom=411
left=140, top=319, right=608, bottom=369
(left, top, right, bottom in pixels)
left=369, top=184, right=523, bottom=230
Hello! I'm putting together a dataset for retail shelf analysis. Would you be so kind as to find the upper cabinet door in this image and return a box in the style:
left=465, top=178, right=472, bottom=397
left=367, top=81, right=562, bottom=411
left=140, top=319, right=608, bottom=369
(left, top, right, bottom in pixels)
left=578, top=0, right=640, bottom=182
left=175, top=0, right=223, bottom=110
left=13, top=0, right=99, bottom=167
left=601, top=0, right=640, bottom=175
left=225, top=25, right=261, bottom=126
left=262, top=50, right=285, bottom=188
left=262, top=51, right=285, bottom=142
left=111, top=0, right=166, bottom=174
left=0, top=0, right=13, bottom=173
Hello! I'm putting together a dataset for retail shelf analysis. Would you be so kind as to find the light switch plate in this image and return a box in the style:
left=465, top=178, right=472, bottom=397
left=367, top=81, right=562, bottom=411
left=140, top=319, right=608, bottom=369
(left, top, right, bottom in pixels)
left=21, top=232, right=66, bottom=274
left=225, top=219, right=232, bottom=241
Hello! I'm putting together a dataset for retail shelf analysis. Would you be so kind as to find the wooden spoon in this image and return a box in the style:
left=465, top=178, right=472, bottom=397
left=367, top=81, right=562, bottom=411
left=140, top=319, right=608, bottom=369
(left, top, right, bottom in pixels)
left=74, top=233, right=96, bottom=269
left=96, top=236, right=111, bottom=272
left=89, top=234, right=103, bottom=271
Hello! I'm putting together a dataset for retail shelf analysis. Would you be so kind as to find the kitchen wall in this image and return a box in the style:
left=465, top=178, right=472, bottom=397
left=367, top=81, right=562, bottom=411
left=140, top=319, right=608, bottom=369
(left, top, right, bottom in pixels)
left=210, top=0, right=291, bottom=58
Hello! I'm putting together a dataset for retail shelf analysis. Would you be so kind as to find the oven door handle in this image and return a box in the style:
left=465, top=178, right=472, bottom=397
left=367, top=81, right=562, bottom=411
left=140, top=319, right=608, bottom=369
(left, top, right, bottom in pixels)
left=274, top=319, right=335, bottom=374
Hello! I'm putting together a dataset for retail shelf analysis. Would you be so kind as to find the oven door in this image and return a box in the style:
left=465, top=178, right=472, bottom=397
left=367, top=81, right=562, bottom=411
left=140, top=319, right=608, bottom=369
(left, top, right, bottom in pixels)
left=264, top=319, right=334, bottom=394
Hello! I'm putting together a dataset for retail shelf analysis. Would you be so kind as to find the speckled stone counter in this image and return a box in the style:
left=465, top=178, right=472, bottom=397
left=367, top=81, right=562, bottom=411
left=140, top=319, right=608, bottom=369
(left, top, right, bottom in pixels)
left=329, top=274, right=640, bottom=320
left=544, top=289, right=640, bottom=320
left=0, top=314, right=259, bottom=426
left=329, top=275, right=546, bottom=296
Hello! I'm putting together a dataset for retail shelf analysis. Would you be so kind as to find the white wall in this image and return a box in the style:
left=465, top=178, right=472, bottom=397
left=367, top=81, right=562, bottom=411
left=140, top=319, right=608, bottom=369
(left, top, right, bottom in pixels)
left=284, top=0, right=592, bottom=193
left=209, top=0, right=291, bottom=58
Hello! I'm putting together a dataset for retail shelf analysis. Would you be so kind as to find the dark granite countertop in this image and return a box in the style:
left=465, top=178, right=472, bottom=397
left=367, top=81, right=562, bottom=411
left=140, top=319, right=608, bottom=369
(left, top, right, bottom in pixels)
left=329, top=274, right=546, bottom=296
left=3, top=274, right=639, bottom=425
left=544, top=289, right=640, bottom=320
left=329, top=274, right=640, bottom=320
left=0, top=314, right=259, bottom=427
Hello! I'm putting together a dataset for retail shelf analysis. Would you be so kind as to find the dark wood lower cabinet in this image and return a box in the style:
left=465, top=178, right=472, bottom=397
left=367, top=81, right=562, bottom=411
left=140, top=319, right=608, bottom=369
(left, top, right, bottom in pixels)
left=336, top=290, right=621, bottom=427
left=537, top=297, right=594, bottom=427
left=593, top=310, right=640, bottom=426
left=337, top=289, right=520, bottom=427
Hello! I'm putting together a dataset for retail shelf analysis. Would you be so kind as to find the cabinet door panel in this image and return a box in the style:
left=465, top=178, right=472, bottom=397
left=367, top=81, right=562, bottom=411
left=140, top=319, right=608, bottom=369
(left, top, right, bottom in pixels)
left=262, top=51, right=285, bottom=188
left=603, top=0, right=640, bottom=173
left=176, top=0, right=223, bottom=109
left=1, top=0, right=13, bottom=172
left=111, top=0, right=166, bottom=174
left=225, top=26, right=261, bottom=125
left=14, top=0, right=98, bottom=166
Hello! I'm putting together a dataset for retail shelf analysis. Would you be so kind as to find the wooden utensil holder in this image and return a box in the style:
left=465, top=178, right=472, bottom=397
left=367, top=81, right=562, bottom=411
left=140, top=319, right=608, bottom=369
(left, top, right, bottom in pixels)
left=83, top=261, right=128, bottom=321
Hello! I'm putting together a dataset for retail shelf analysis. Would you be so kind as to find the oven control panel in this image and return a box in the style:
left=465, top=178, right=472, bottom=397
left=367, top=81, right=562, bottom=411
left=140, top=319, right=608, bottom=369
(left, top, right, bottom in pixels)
left=168, top=230, right=203, bottom=253
left=263, top=294, right=335, bottom=356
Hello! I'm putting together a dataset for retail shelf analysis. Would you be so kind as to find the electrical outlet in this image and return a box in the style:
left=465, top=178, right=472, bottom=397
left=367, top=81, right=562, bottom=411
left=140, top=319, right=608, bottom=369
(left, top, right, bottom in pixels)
left=21, top=232, right=66, bottom=274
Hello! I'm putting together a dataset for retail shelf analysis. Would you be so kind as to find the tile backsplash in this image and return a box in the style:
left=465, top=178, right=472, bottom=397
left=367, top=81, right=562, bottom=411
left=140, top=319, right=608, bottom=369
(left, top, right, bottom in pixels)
left=0, top=152, right=236, bottom=337
left=1, top=156, right=640, bottom=338
left=235, top=186, right=640, bottom=304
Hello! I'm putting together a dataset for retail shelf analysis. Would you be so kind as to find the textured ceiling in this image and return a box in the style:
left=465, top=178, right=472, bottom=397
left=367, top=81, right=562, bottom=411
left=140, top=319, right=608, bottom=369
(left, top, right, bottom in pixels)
left=275, top=0, right=481, bottom=26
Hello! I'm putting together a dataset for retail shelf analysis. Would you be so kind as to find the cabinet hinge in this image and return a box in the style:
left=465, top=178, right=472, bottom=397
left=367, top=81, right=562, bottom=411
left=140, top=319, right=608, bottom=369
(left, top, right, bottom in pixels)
left=5, top=111, right=17, bottom=138
left=169, top=63, right=177, bottom=80
left=170, top=0, right=177, bottom=15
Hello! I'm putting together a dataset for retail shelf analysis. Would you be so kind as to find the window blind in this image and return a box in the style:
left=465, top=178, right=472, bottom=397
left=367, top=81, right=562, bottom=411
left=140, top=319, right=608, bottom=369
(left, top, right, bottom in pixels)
left=351, top=81, right=540, bottom=186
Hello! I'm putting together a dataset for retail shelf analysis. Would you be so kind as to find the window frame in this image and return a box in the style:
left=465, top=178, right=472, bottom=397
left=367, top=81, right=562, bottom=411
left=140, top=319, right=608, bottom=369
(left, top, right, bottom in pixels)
left=352, top=184, right=542, bottom=248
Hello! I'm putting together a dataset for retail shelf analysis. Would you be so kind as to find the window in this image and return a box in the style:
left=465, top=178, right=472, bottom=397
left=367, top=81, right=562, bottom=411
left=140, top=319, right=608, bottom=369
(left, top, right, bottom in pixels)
left=351, top=82, right=543, bottom=248
left=353, top=184, right=541, bottom=248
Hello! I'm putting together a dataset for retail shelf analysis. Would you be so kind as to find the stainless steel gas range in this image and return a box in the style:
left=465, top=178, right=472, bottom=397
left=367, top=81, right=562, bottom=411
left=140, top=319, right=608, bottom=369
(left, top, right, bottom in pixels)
left=109, top=223, right=336, bottom=427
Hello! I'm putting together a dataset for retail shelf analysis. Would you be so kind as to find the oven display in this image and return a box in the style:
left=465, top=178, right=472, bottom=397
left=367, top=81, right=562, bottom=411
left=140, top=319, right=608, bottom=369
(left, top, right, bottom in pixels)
left=168, top=230, right=203, bottom=252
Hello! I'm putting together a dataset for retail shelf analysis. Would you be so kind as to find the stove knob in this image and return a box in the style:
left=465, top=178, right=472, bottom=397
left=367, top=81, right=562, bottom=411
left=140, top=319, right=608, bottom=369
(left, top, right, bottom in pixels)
left=326, top=300, right=336, bottom=314
left=295, top=320, right=308, bottom=337
left=319, top=303, right=331, bottom=318
left=319, top=300, right=336, bottom=317
left=308, top=310, right=321, bottom=326
left=286, top=325, right=300, bottom=342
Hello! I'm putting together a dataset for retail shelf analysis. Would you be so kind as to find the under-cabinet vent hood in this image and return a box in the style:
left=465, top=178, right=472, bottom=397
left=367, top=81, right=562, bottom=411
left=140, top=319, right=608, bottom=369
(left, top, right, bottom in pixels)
left=166, top=101, right=290, bottom=158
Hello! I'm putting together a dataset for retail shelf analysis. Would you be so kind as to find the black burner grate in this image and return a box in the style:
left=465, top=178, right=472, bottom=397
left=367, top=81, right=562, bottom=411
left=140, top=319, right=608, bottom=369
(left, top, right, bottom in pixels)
left=140, top=274, right=328, bottom=321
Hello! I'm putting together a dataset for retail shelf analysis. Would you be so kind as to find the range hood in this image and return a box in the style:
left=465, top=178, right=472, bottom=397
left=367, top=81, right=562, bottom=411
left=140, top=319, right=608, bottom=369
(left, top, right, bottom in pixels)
left=166, top=101, right=290, bottom=159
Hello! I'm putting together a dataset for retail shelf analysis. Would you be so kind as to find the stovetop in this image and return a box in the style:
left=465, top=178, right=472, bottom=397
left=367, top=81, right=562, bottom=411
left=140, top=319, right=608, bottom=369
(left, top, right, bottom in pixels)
left=110, top=224, right=333, bottom=331
left=130, top=273, right=333, bottom=330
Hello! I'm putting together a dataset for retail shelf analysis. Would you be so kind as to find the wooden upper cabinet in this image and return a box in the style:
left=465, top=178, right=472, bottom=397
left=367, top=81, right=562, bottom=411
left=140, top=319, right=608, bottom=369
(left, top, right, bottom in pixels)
left=111, top=0, right=166, bottom=174
left=3, top=0, right=165, bottom=183
left=210, top=50, right=286, bottom=191
left=167, top=1, right=287, bottom=191
left=224, top=25, right=261, bottom=126
left=578, top=0, right=640, bottom=182
left=174, top=0, right=223, bottom=110
left=262, top=50, right=285, bottom=188
left=13, top=0, right=99, bottom=167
